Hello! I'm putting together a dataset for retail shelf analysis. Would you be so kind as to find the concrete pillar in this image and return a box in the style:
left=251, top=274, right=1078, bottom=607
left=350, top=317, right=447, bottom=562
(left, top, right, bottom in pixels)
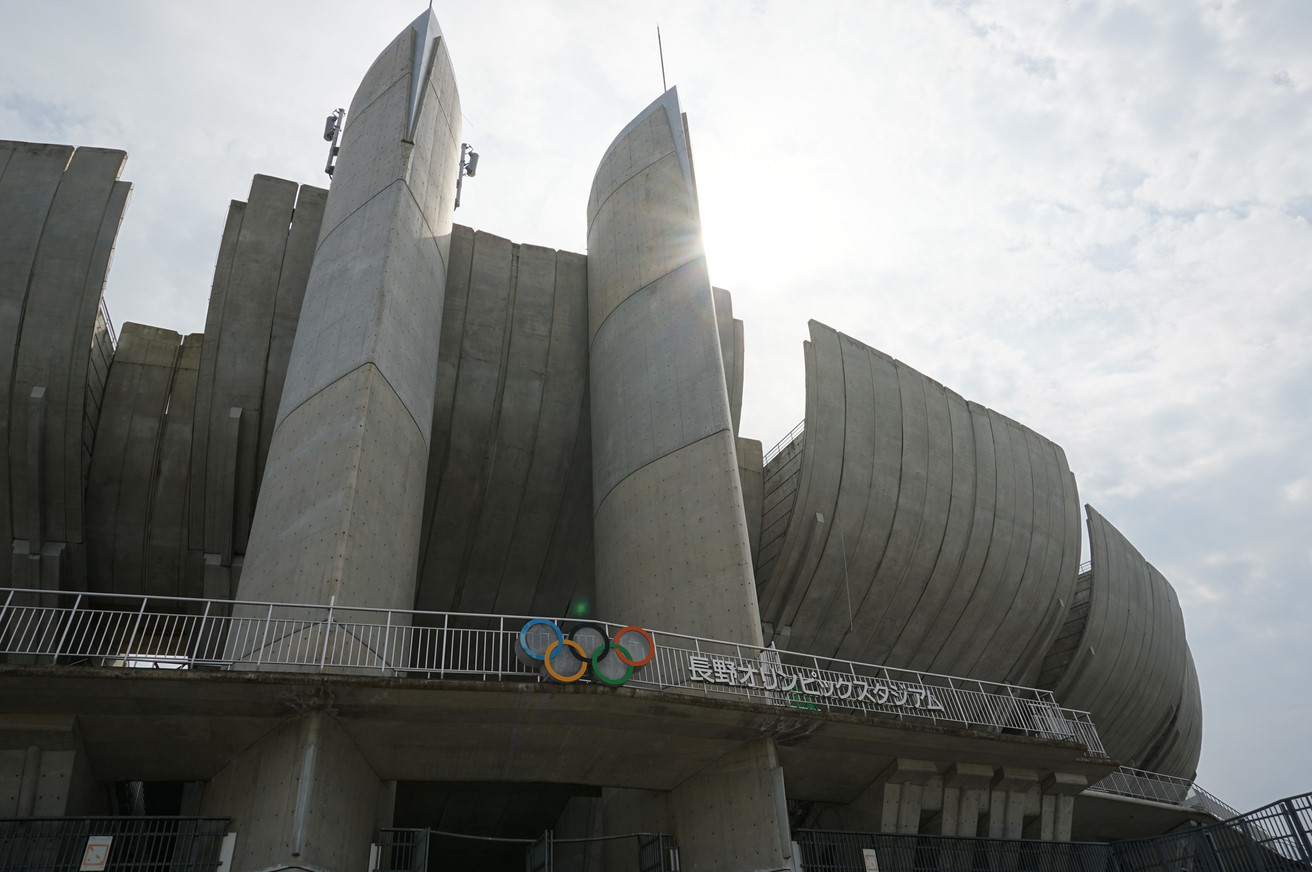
left=236, top=11, right=461, bottom=633
left=989, top=767, right=1040, bottom=839
left=1042, top=772, right=1088, bottom=842
left=943, top=762, right=993, bottom=836
left=0, top=715, right=108, bottom=815
left=667, top=739, right=791, bottom=872
left=199, top=713, right=384, bottom=872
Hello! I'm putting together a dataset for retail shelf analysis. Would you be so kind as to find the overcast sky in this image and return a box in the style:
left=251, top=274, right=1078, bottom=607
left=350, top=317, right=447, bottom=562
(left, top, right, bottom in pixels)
left=3, top=0, right=1309, bottom=814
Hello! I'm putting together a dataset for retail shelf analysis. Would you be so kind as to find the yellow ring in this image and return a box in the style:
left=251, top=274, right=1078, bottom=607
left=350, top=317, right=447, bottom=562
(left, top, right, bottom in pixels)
left=543, top=639, right=588, bottom=682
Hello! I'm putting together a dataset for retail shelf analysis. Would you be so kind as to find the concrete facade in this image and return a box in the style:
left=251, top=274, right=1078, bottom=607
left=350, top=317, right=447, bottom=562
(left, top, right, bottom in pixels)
left=0, top=10, right=1215, bottom=872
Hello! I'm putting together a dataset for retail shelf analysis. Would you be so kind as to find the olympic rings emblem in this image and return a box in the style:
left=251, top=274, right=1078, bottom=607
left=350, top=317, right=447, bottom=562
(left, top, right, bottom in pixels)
left=518, top=619, right=654, bottom=686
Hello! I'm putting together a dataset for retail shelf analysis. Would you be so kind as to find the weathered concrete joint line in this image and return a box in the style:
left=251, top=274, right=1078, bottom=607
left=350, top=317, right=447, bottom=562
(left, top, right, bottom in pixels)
left=590, top=425, right=735, bottom=519
left=270, top=361, right=427, bottom=450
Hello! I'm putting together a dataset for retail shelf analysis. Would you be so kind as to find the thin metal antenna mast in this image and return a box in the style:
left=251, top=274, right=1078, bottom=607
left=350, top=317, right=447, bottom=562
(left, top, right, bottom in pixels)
left=657, top=25, right=667, bottom=92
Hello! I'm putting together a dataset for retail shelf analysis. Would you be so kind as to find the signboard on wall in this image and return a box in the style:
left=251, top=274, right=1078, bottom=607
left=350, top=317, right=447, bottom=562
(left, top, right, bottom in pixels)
left=80, top=836, right=113, bottom=871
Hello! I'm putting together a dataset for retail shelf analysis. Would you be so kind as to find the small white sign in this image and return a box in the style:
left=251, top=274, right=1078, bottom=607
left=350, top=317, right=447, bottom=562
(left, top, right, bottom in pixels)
left=862, top=847, right=880, bottom=872
left=80, top=836, right=113, bottom=871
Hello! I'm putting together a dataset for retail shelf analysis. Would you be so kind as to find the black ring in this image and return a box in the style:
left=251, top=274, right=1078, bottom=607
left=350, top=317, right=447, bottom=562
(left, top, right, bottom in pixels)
left=566, top=622, right=611, bottom=665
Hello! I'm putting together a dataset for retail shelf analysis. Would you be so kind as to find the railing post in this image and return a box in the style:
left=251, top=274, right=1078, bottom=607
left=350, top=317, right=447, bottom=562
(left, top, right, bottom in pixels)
left=255, top=603, right=273, bottom=670
left=1282, top=800, right=1312, bottom=863
left=439, top=613, right=449, bottom=679
left=382, top=609, right=392, bottom=674
left=320, top=595, right=335, bottom=672
left=196, top=600, right=212, bottom=667
left=120, top=597, right=150, bottom=666
left=50, top=593, right=83, bottom=664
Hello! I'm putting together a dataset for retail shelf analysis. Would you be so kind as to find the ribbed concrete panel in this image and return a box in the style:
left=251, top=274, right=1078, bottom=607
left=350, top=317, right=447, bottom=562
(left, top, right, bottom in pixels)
left=737, top=437, right=763, bottom=567
left=1045, top=506, right=1202, bottom=775
left=761, top=322, right=1079, bottom=686
left=712, top=287, right=744, bottom=436
left=414, top=227, right=593, bottom=618
left=82, top=309, right=113, bottom=495
left=755, top=435, right=802, bottom=585
left=187, top=179, right=326, bottom=568
left=255, top=184, right=328, bottom=513
left=84, top=324, right=181, bottom=595
left=8, top=146, right=129, bottom=554
left=587, top=88, right=759, bottom=644
left=197, top=175, right=297, bottom=558
left=239, top=10, right=460, bottom=611
left=144, top=335, right=202, bottom=599
left=0, top=142, right=74, bottom=588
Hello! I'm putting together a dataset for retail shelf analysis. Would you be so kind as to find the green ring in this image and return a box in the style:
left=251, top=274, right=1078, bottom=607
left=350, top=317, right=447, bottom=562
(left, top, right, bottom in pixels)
left=591, top=643, right=634, bottom=686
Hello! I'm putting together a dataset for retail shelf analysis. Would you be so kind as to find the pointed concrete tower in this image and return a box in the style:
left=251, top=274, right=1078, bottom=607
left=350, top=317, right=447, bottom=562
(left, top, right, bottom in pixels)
left=586, top=89, right=792, bottom=871
left=235, top=11, right=461, bottom=619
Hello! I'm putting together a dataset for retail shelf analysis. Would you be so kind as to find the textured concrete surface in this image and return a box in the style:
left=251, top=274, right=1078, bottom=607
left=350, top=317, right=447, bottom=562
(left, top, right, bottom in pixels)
left=189, top=177, right=326, bottom=582
left=84, top=324, right=184, bottom=595
left=586, top=88, right=759, bottom=645
left=1044, top=506, right=1202, bottom=778
left=0, top=665, right=1111, bottom=796
left=199, top=712, right=383, bottom=872
left=415, top=225, right=594, bottom=619
left=0, top=142, right=130, bottom=595
left=757, top=321, right=1080, bottom=687
left=238, top=10, right=460, bottom=614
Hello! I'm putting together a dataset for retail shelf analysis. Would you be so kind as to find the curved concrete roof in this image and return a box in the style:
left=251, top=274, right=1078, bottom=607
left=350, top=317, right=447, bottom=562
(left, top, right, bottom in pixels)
left=756, top=320, right=1081, bottom=686
left=1046, top=506, right=1202, bottom=777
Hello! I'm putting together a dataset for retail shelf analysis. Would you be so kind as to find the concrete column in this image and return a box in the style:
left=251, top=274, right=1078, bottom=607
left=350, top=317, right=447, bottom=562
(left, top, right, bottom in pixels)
left=990, top=767, right=1040, bottom=839
left=200, top=713, right=383, bottom=872
left=1042, top=772, right=1088, bottom=842
left=666, top=739, right=791, bottom=872
left=943, top=762, right=993, bottom=837
left=236, top=11, right=460, bottom=631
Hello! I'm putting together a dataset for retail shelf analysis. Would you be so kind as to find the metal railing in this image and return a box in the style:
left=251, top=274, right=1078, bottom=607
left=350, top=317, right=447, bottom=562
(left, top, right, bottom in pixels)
left=764, top=418, right=805, bottom=466
left=0, top=586, right=1105, bottom=753
left=1087, top=766, right=1241, bottom=821
left=795, top=791, right=1312, bottom=871
left=1078, top=560, right=1092, bottom=575
left=0, top=816, right=229, bottom=872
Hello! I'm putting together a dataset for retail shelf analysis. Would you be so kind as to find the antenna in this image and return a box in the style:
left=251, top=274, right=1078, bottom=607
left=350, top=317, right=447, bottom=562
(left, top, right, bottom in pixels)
left=323, top=108, right=345, bottom=177
left=454, top=142, right=479, bottom=209
left=657, top=25, right=667, bottom=92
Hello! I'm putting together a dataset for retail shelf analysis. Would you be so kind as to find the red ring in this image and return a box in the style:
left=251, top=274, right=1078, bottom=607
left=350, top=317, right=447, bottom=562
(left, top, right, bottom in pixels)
left=613, top=626, right=654, bottom=667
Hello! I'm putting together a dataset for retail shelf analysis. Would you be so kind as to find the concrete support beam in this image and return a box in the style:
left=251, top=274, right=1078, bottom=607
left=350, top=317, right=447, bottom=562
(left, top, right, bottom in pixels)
left=200, top=713, right=383, bottom=872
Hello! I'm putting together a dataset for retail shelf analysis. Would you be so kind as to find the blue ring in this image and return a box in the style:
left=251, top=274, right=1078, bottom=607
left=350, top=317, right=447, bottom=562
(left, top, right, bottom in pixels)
left=519, top=618, right=564, bottom=662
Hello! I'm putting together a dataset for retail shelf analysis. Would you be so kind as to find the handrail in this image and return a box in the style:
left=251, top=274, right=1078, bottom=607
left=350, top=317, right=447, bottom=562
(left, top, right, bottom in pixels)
left=763, top=418, right=805, bottom=466
left=1087, top=765, right=1241, bottom=820
left=0, top=586, right=1106, bottom=753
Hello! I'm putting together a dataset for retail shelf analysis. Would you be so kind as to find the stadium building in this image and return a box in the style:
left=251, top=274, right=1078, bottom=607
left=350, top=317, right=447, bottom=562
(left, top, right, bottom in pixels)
left=2, top=9, right=1307, bottom=872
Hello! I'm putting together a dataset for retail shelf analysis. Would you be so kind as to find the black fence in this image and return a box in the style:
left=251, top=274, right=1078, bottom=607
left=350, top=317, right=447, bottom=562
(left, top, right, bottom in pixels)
left=796, top=792, right=1312, bottom=872
left=375, top=827, right=678, bottom=872
left=0, top=817, right=230, bottom=872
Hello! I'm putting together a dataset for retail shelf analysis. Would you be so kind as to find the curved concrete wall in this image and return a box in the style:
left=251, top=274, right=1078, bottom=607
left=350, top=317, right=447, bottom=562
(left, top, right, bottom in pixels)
left=1, top=141, right=130, bottom=592
left=756, top=321, right=1080, bottom=686
left=415, top=225, right=594, bottom=618
left=586, top=89, right=760, bottom=643
left=188, top=179, right=326, bottom=583
left=238, top=10, right=461, bottom=611
left=1045, top=506, right=1202, bottom=777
